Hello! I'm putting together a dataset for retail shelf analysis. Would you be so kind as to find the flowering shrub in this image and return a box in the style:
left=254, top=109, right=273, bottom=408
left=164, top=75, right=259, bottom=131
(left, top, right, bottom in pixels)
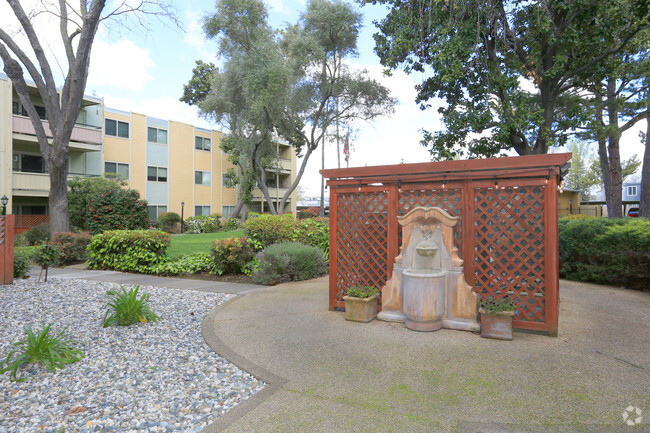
left=157, top=212, right=181, bottom=233
left=210, top=237, right=255, bottom=275
left=184, top=215, right=220, bottom=234
left=87, top=230, right=171, bottom=272
left=298, top=207, right=320, bottom=219
left=220, top=217, right=241, bottom=232
left=242, top=214, right=295, bottom=248
left=50, top=232, right=92, bottom=265
left=87, top=189, right=149, bottom=234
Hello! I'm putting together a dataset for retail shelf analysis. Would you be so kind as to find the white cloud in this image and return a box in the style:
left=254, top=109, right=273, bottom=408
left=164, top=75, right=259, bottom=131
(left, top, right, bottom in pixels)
left=88, top=39, right=154, bottom=91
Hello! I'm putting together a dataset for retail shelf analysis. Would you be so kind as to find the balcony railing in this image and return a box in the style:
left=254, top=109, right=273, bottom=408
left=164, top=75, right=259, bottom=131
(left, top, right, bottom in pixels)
left=12, top=115, right=102, bottom=145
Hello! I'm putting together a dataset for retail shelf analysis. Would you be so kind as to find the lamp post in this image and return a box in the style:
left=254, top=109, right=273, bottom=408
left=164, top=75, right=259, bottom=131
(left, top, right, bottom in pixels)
left=181, top=201, right=185, bottom=234
left=1, top=195, right=8, bottom=216
left=569, top=199, right=573, bottom=215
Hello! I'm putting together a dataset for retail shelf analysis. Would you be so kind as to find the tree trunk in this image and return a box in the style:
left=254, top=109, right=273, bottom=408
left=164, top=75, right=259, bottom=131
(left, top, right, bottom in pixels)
left=279, top=145, right=314, bottom=218
left=47, top=155, right=70, bottom=233
left=640, top=106, right=650, bottom=218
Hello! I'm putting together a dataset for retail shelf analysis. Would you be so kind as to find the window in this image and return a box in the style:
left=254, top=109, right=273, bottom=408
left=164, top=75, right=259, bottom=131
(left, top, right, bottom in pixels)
left=148, top=205, right=167, bottom=221
left=195, top=205, right=211, bottom=216
left=222, top=205, right=235, bottom=218
left=627, top=186, right=638, bottom=197
left=13, top=153, right=46, bottom=173
left=195, top=136, right=211, bottom=151
left=105, top=119, right=130, bottom=138
left=105, top=162, right=129, bottom=179
left=147, top=166, right=168, bottom=182
left=195, top=170, right=211, bottom=185
left=147, top=127, right=168, bottom=144
left=12, top=101, right=46, bottom=119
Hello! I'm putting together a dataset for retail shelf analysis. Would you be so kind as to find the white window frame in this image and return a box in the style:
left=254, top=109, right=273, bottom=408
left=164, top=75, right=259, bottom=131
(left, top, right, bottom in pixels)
left=147, top=127, right=168, bottom=144
left=147, top=166, right=168, bottom=182
left=105, top=118, right=130, bottom=138
left=104, top=161, right=130, bottom=179
left=627, top=186, right=638, bottom=197
left=195, top=170, right=211, bottom=185
left=195, top=205, right=211, bottom=216
left=195, top=136, right=211, bottom=151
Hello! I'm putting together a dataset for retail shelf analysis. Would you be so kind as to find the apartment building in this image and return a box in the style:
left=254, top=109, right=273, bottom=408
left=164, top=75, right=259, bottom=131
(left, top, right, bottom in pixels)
left=0, top=73, right=297, bottom=225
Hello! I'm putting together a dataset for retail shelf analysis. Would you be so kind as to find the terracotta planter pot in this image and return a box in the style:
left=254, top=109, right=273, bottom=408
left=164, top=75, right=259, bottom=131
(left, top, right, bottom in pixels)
left=479, top=308, right=514, bottom=340
left=343, top=294, right=378, bottom=323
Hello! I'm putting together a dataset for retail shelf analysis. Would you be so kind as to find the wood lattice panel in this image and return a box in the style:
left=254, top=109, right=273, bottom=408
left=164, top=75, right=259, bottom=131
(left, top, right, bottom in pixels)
left=398, top=189, right=463, bottom=256
left=335, top=191, right=388, bottom=303
left=474, top=186, right=546, bottom=323
left=0, top=217, right=4, bottom=245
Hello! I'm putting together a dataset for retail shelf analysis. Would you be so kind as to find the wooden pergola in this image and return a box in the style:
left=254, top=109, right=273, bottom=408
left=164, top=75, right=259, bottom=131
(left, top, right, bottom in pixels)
left=321, top=153, right=572, bottom=336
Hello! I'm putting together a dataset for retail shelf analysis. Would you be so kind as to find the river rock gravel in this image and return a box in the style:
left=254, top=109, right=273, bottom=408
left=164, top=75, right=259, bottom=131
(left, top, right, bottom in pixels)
left=0, top=278, right=265, bottom=433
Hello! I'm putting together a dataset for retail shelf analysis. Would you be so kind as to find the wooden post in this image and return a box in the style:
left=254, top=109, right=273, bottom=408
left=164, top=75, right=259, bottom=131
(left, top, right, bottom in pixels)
left=387, top=183, right=399, bottom=280
left=0, top=215, right=15, bottom=285
left=329, top=189, right=339, bottom=311
left=461, top=180, right=475, bottom=287
left=544, top=176, right=560, bottom=336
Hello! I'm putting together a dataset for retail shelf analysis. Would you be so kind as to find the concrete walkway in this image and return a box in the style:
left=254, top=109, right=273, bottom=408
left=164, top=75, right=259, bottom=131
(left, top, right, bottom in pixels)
left=42, top=268, right=650, bottom=432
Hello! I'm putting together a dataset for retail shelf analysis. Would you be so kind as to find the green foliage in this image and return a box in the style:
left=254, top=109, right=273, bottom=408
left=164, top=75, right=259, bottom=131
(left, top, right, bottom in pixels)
left=68, top=176, right=127, bottom=231
left=87, top=188, right=149, bottom=234
left=345, top=285, right=378, bottom=299
left=559, top=218, right=650, bottom=290
left=210, top=236, right=256, bottom=275
left=103, top=285, right=160, bottom=327
left=87, top=230, right=171, bottom=272
left=13, top=248, right=33, bottom=279
left=242, top=214, right=296, bottom=248
left=369, top=0, right=649, bottom=158
left=479, top=297, right=516, bottom=314
left=220, top=218, right=241, bottom=232
left=147, top=253, right=217, bottom=276
left=252, top=242, right=327, bottom=285
left=185, top=215, right=220, bottom=234
left=34, top=242, right=58, bottom=269
left=0, top=322, right=83, bottom=382
left=298, top=207, right=320, bottom=219
left=24, top=223, right=50, bottom=245
left=50, top=232, right=91, bottom=265
left=292, top=217, right=329, bottom=259
left=180, top=60, right=217, bottom=106
left=157, top=212, right=181, bottom=233
left=166, top=230, right=244, bottom=257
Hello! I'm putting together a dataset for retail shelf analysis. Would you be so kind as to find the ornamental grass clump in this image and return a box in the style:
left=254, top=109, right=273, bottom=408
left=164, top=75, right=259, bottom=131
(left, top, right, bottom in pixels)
left=103, top=285, right=160, bottom=327
left=345, top=285, right=379, bottom=299
left=479, top=297, right=516, bottom=314
left=0, top=322, right=84, bottom=382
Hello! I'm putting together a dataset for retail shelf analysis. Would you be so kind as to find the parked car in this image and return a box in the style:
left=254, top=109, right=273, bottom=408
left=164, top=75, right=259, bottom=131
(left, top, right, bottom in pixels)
left=627, top=207, right=639, bottom=217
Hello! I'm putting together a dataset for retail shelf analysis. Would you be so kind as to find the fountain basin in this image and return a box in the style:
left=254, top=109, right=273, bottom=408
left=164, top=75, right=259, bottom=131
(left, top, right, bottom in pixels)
left=402, top=269, right=446, bottom=331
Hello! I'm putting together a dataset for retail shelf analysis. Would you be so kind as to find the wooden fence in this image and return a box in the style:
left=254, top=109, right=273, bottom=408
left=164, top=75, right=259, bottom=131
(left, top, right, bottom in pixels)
left=321, top=154, right=572, bottom=336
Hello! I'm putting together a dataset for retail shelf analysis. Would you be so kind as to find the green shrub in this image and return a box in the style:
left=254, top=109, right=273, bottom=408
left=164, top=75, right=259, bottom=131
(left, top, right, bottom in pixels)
left=50, top=232, right=92, bottom=265
left=103, top=285, right=160, bottom=327
left=24, top=223, right=50, bottom=245
left=87, top=188, right=149, bottom=234
left=345, top=285, right=378, bottom=298
left=157, top=212, right=181, bottom=233
left=13, top=248, right=33, bottom=279
left=185, top=215, right=220, bottom=234
left=210, top=236, right=255, bottom=275
left=220, top=217, right=240, bottom=232
left=292, top=217, right=329, bottom=259
left=147, top=252, right=217, bottom=276
left=298, top=207, right=320, bottom=219
left=87, top=230, right=171, bottom=272
left=34, top=243, right=58, bottom=269
left=0, top=322, right=83, bottom=382
left=559, top=218, right=650, bottom=289
left=252, top=242, right=328, bottom=285
left=68, top=176, right=127, bottom=231
left=242, top=214, right=296, bottom=248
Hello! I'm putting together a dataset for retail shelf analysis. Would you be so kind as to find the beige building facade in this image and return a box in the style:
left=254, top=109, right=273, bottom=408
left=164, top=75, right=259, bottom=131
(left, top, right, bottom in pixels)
left=0, top=73, right=297, bottom=223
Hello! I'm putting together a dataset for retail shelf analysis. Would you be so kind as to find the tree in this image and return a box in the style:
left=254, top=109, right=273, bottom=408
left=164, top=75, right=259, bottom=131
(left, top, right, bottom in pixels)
left=562, top=141, right=596, bottom=197
left=185, top=0, right=395, bottom=216
left=68, top=175, right=127, bottom=230
left=365, top=0, right=649, bottom=160
left=641, top=112, right=650, bottom=218
left=0, top=1, right=178, bottom=233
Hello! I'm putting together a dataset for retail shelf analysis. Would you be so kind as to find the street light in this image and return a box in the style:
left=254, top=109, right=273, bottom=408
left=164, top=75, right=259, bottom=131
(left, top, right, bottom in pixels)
left=569, top=199, right=573, bottom=215
left=1, top=195, right=8, bottom=216
left=181, top=201, right=185, bottom=234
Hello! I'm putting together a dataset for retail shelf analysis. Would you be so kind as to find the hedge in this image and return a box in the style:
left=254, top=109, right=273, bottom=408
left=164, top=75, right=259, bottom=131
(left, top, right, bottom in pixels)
left=87, top=230, right=171, bottom=272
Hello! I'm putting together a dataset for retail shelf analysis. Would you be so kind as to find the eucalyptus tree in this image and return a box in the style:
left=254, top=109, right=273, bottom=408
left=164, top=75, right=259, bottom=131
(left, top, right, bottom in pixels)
left=364, top=0, right=649, bottom=160
left=0, top=0, right=178, bottom=233
left=184, top=0, right=395, bottom=216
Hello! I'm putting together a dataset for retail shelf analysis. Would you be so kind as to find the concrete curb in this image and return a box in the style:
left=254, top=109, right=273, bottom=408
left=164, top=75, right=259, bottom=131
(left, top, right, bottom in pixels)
left=200, top=292, right=288, bottom=433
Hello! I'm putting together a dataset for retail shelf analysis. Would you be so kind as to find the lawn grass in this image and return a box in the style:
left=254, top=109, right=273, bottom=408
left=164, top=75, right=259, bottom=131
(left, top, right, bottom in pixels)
left=166, top=230, right=244, bottom=258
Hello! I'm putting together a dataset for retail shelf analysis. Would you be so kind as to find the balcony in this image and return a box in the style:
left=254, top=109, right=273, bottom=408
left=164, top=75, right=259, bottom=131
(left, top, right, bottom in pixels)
left=12, top=115, right=102, bottom=148
left=252, top=187, right=291, bottom=200
left=12, top=170, right=100, bottom=197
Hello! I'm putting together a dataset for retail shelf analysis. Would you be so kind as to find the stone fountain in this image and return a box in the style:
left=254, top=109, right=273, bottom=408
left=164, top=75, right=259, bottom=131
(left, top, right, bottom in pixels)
left=378, top=207, right=479, bottom=332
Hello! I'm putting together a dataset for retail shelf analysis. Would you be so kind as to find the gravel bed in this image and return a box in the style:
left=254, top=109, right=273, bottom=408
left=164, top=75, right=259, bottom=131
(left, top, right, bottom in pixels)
left=0, top=278, right=265, bottom=433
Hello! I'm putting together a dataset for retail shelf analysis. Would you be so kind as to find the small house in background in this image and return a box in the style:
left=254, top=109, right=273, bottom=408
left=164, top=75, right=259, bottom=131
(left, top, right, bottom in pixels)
left=558, top=189, right=603, bottom=217
left=583, top=182, right=641, bottom=217
left=623, top=182, right=641, bottom=202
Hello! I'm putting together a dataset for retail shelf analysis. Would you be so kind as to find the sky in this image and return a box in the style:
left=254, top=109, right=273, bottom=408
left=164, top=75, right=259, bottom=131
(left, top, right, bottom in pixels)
left=1, top=0, right=645, bottom=196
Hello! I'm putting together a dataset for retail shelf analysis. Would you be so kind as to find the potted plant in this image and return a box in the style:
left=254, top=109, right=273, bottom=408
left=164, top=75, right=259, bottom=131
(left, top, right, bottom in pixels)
left=479, top=296, right=516, bottom=340
left=343, top=285, right=379, bottom=323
